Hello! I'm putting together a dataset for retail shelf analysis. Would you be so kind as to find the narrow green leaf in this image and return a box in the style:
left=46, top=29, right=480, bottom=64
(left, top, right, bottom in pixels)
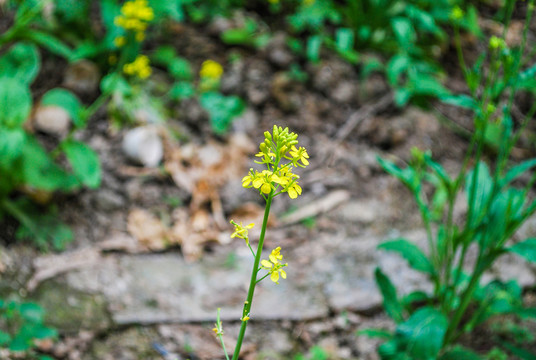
left=335, top=27, right=354, bottom=52
left=439, top=346, right=481, bottom=360
left=440, top=94, right=478, bottom=111
left=507, top=238, right=536, bottom=263
left=23, top=30, right=74, bottom=59
left=375, top=268, right=404, bottom=323
left=357, top=328, right=393, bottom=339
left=378, top=239, right=434, bottom=275
left=306, top=35, right=322, bottom=63
left=397, top=307, right=448, bottom=360
left=501, top=158, right=536, bottom=188
left=63, top=140, right=101, bottom=188
left=500, top=341, right=536, bottom=360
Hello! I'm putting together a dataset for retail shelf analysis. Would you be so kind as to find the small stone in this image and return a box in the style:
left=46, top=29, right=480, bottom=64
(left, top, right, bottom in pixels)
left=34, top=105, right=71, bottom=137
left=331, top=81, right=357, bottom=104
left=338, top=200, right=379, bottom=224
left=63, top=60, right=100, bottom=95
left=94, top=190, right=125, bottom=212
left=265, top=32, right=294, bottom=68
left=122, top=126, right=163, bottom=167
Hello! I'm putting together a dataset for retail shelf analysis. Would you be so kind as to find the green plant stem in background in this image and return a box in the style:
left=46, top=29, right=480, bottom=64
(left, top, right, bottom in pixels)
left=232, top=192, right=273, bottom=360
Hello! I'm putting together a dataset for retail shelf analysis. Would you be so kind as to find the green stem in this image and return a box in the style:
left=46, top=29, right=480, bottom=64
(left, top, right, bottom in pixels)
left=231, top=193, right=273, bottom=360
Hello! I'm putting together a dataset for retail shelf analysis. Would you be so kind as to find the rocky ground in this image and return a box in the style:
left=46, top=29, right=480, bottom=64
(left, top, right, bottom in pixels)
left=1, top=19, right=536, bottom=360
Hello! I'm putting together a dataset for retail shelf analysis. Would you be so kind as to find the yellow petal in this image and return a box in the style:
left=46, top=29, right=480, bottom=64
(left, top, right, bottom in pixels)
left=270, top=271, right=280, bottom=283
left=261, top=260, right=272, bottom=268
left=280, top=270, right=287, bottom=279
left=261, top=182, right=272, bottom=194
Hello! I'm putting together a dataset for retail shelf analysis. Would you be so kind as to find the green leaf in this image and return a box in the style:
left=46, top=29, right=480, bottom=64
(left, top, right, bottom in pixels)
left=439, top=346, right=481, bottom=360
left=22, top=30, right=74, bottom=59
left=152, top=46, right=178, bottom=66
left=375, top=268, right=404, bottom=323
left=0, top=43, right=40, bottom=84
left=515, top=307, right=536, bottom=319
left=391, top=17, right=416, bottom=49
left=507, top=238, right=536, bottom=263
left=100, top=73, right=132, bottom=95
left=8, top=334, right=32, bottom=352
left=465, top=162, right=493, bottom=228
left=221, top=29, right=254, bottom=46
left=501, top=158, right=536, bottom=188
left=41, top=88, right=83, bottom=127
left=199, top=92, right=245, bottom=134
left=0, top=127, right=26, bottom=164
left=168, top=57, right=193, bottom=81
left=20, top=137, right=79, bottom=191
left=387, top=54, right=409, bottom=85
left=335, top=28, right=354, bottom=52
left=0, top=330, right=11, bottom=346
left=63, top=140, right=101, bottom=188
left=357, top=328, right=393, bottom=339
left=169, top=82, right=195, bottom=100
left=306, top=35, right=322, bottom=63
left=499, top=341, right=536, bottom=360
left=440, top=95, right=478, bottom=111
left=19, top=302, right=44, bottom=323
left=33, top=325, right=58, bottom=340
left=149, top=0, right=185, bottom=22
left=378, top=239, right=434, bottom=275
left=0, top=77, right=32, bottom=128
left=396, top=307, right=448, bottom=360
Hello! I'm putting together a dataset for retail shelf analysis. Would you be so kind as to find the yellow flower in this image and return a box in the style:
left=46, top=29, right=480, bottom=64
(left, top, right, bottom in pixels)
left=115, top=0, right=154, bottom=34
left=200, top=60, right=224, bottom=80
left=241, top=315, right=250, bottom=321
left=114, top=36, right=126, bottom=47
left=261, top=247, right=288, bottom=284
left=289, top=145, right=309, bottom=167
left=123, top=55, right=152, bottom=79
left=230, top=220, right=254, bottom=244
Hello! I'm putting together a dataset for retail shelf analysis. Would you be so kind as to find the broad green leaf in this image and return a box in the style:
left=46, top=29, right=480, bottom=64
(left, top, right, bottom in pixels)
left=439, top=346, right=481, bottom=360
left=19, top=302, right=44, bottom=323
left=199, top=92, right=245, bottom=134
left=483, top=189, right=524, bottom=248
left=19, top=137, right=78, bottom=191
left=401, top=291, right=429, bottom=309
left=0, top=43, right=40, bottom=84
left=0, top=330, right=11, bottom=346
left=375, top=268, right=404, bottom=323
left=41, top=88, right=83, bottom=127
left=100, top=73, right=132, bottom=95
left=149, top=0, right=185, bottom=22
left=33, top=325, right=58, bottom=340
left=378, top=239, right=434, bottom=275
left=8, top=334, right=31, bottom=352
left=168, top=57, right=193, bottom=80
left=152, top=46, right=178, bottom=66
left=53, top=0, right=88, bottom=23
left=221, top=29, right=254, bottom=46
left=169, top=82, right=195, bottom=100
left=0, top=127, right=26, bottom=164
left=508, top=238, right=536, bottom=263
left=306, top=35, right=322, bottom=63
left=63, top=140, right=101, bottom=188
left=396, top=307, right=448, bottom=360
left=0, top=77, right=32, bottom=128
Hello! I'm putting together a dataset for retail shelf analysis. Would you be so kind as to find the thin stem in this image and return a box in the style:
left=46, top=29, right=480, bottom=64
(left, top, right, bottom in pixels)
left=231, top=193, right=273, bottom=360
left=215, top=308, right=230, bottom=360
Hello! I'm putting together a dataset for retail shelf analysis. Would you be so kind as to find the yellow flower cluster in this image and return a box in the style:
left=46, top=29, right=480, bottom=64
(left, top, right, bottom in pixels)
left=261, top=247, right=288, bottom=284
left=242, top=125, right=309, bottom=199
left=200, top=60, right=224, bottom=80
left=230, top=220, right=254, bottom=245
left=123, top=55, right=152, bottom=79
left=114, top=0, right=154, bottom=44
